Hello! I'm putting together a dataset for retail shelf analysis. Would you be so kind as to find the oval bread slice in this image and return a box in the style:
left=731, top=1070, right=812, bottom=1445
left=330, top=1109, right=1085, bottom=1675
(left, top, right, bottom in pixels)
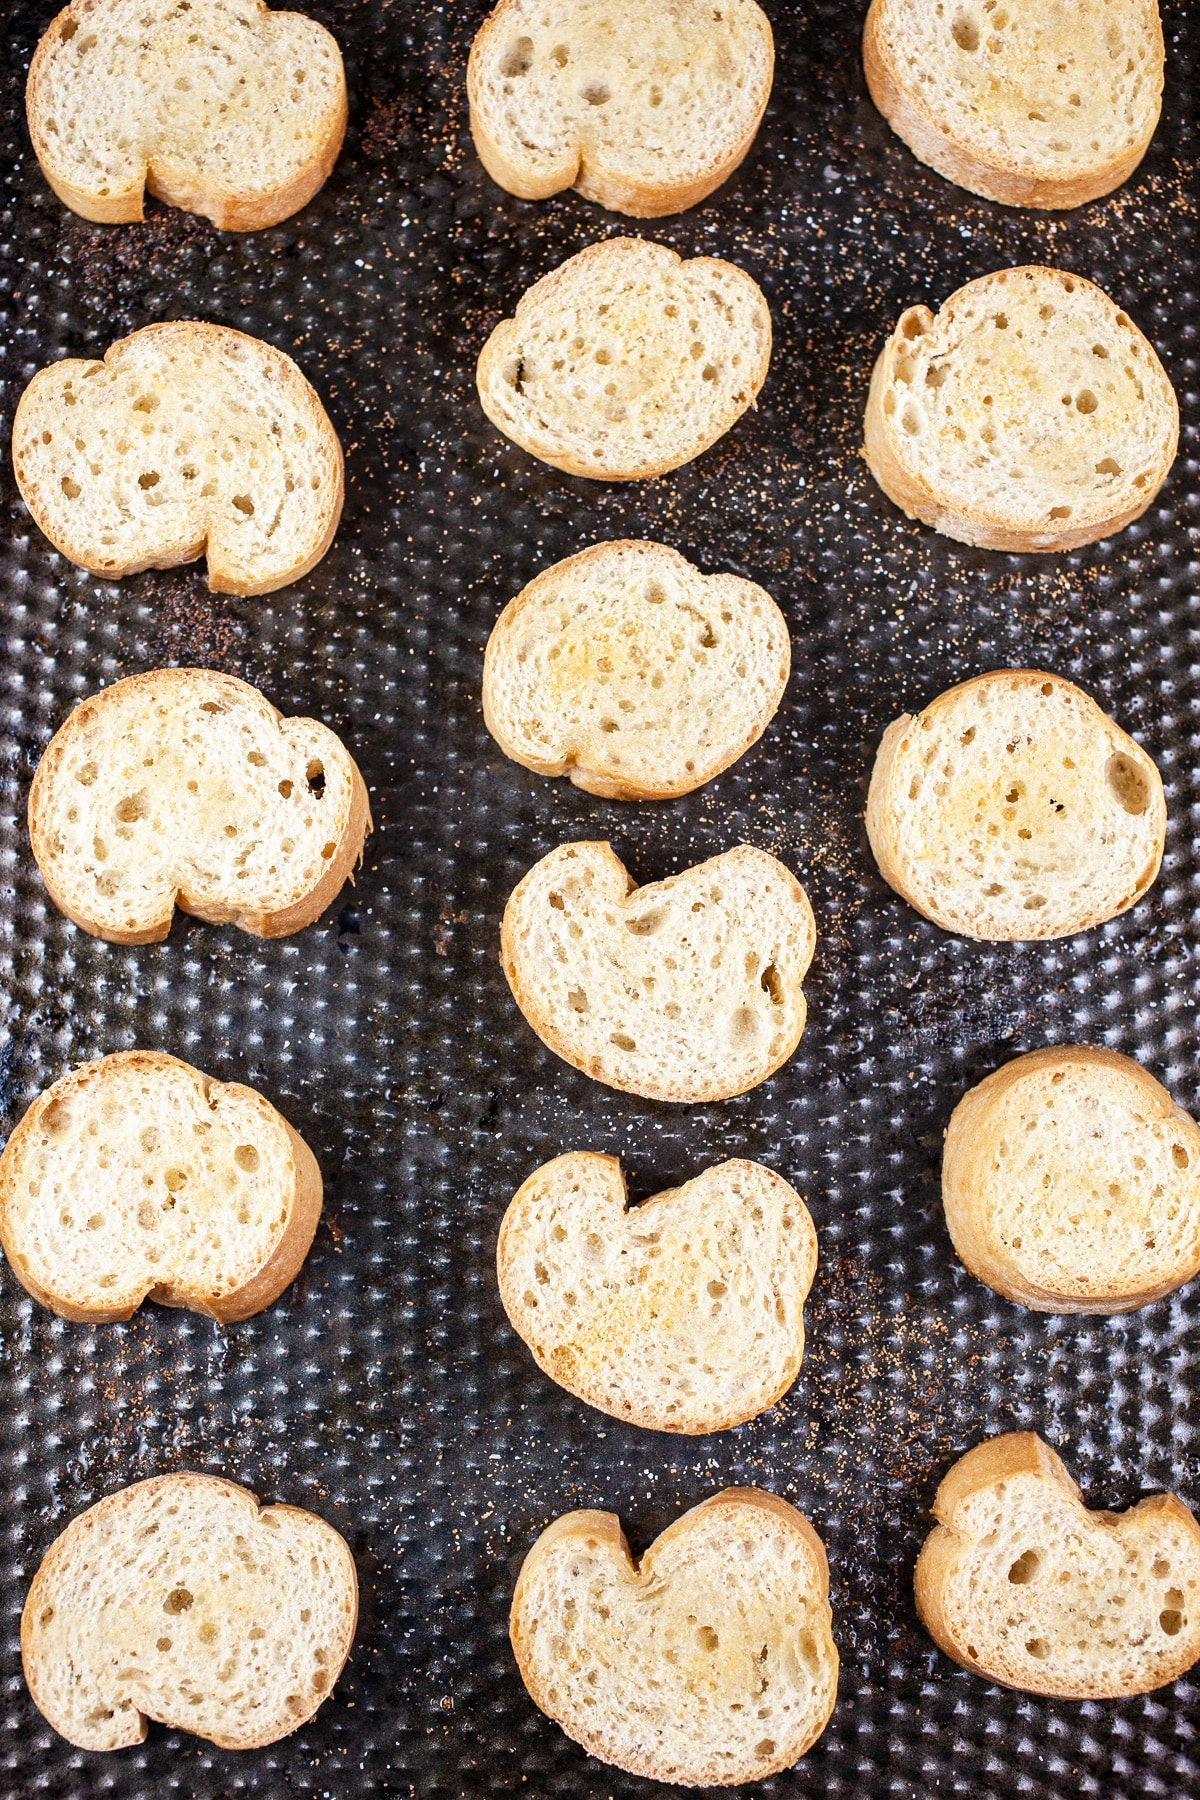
left=510, top=1489, right=838, bottom=1784
left=482, top=539, right=790, bottom=799
left=27, top=0, right=347, bottom=230
left=863, top=266, right=1178, bottom=552
left=467, top=0, right=774, bottom=217
left=915, top=1433, right=1200, bottom=1698
left=0, top=1050, right=322, bottom=1324
left=865, top=670, right=1165, bottom=941
left=21, top=1471, right=357, bottom=1750
left=29, top=668, right=371, bottom=944
left=497, top=1153, right=817, bottom=1432
left=942, top=1045, right=1200, bottom=1315
left=12, top=322, right=344, bottom=595
left=863, top=0, right=1164, bottom=210
left=476, top=237, right=771, bottom=480
left=500, top=841, right=815, bottom=1102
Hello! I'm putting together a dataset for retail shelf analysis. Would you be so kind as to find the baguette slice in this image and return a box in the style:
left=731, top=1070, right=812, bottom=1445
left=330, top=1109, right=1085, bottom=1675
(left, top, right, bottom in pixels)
left=29, top=668, right=371, bottom=944
left=943, top=1046, right=1200, bottom=1314
left=27, top=0, right=347, bottom=231
left=863, top=0, right=1164, bottom=210
left=500, top=841, right=815, bottom=1102
left=915, top=1433, right=1200, bottom=1698
left=476, top=237, right=771, bottom=480
left=863, top=266, right=1178, bottom=552
left=866, top=670, right=1164, bottom=941
left=12, top=322, right=343, bottom=595
left=21, top=1472, right=357, bottom=1750
left=0, top=1050, right=321, bottom=1324
left=468, top=0, right=773, bottom=217
left=482, top=540, right=790, bottom=799
left=497, top=1153, right=817, bottom=1432
left=510, top=1489, right=838, bottom=1784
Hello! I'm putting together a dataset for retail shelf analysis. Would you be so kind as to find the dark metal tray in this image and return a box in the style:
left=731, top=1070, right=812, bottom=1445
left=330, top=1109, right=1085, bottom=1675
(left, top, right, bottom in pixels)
left=1, top=2, right=1198, bottom=1795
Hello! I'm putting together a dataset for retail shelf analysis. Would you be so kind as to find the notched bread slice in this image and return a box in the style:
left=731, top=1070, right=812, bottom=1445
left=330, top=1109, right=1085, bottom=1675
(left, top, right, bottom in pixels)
left=864, top=0, right=1164, bottom=209
left=29, top=668, right=371, bottom=944
left=497, top=1153, right=817, bottom=1432
left=0, top=1050, right=321, bottom=1324
left=27, top=0, right=347, bottom=230
left=482, top=539, right=790, bottom=799
left=866, top=670, right=1164, bottom=940
left=476, top=237, right=771, bottom=480
left=863, top=267, right=1178, bottom=551
left=21, top=1472, right=357, bottom=1750
left=942, top=1045, right=1200, bottom=1314
left=915, top=1433, right=1200, bottom=1697
left=500, top=841, right=815, bottom=1102
left=510, top=1489, right=838, bottom=1784
left=468, top=0, right=773, bottom=217
left=12, top=322, right=344, bottom=596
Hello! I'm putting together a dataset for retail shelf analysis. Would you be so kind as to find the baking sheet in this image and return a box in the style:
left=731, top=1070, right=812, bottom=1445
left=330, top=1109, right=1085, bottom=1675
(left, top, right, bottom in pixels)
left=1, top=1, right=1198, bottom=1794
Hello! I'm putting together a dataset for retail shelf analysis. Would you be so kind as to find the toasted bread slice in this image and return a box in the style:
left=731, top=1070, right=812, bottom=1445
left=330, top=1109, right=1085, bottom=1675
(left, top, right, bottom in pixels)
left=510, top=1489, right=838, bottom=1784
left=27, top=0, right=347, bottom=231
left=0, top=1050, right=321, bottom=1324
left=482, top=540, right=790, bottom=799
left=497, top=1153, right=816, bottom=1432
left=863, top=0, right=1164, bottom=210
left=915, top=1433, right=1200, bottom=1698
left=21, top=1471, right=357, bottom=1750
left=467, top=0, right=773, bottom=217
left=942, top=1046, right=1200, bottom=1315
left=476, top=237, right=771, bottom=480
left=863, top=266, right=1178, bottom=552
left=29, top=668, right=370, bottom=944
left=866, top=670, right=1164, bottom=940
left=12, top=322, right=343, bottom=596
left=500, top=841, right=815, bottom=1102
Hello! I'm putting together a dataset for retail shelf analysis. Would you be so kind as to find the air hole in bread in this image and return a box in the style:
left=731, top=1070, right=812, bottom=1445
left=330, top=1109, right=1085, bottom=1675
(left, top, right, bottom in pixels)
left=1025, top=1637, right=1049, bottom=1659
left=306, top=760, right=325, bottom=797
left=499, top=35, right=532, bottom=76
left=164, top=1586, right=194, bottom=1614
left=1008, top=1548, right=1041, bottom=1584
left=1096, top=458, right=1122, bottom=476
left=61, top=476, right=81, bottom=499
left=649, top=84, right=663, bottom=106
left=951, top=12, right=980, bottom=52
left=626, top=910, right=663, bottom=936
left=1049, top=506, right=1071, bottom=519
left=760, top=963, right=783, bottom=1005
left=1106, top=752, right=1150, bottom=815
left=278, top=778, right=293, bottom=798
left=755, top=1738, right=776, bottom=1758
left=567, top=988, right=588, bottom=1013
left=697, top=1625, right=719, bottom=1651
left=549, top=42, right=569, bottom=65
left=234, top=1144, right=260, bottom=1173
left=610, top=1031, right=636, bottom=1052
left=901, top=400, right=924, bottom=437
left=232, top=494, right=255, bottom=516
left=580, top=81, right=611, bottom=106
left=1172, top=1144, right=1190, bottom=1169
left=156, top=1635, right=172, bottom=1652
left=1076, top=390, right=1098, bottom=415
left=138, top=470, right=160, bottom=490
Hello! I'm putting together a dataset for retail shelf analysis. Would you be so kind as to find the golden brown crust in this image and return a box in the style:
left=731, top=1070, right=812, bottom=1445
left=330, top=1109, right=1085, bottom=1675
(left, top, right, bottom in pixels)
left=11, top=323, right=344, bottom=597
left=21, top=1472, right=358, bottom=1750
left=862, top=1, right=1162, bottom=210
left=26, top=0, right=347, bottom=232
left=864, top=670, right=1166, bottom=939
left=510, top=1489, right=837, bottom=1783
left=467, top=0, right=773, bottom=218
left=914, top=1434, right=1200, bottom=1697
left=0, top=1051, right=322, bottom=1323
left=481, top=540, right=790, bottom=800
left=943, top=1045, right=1200, bottom=1314
left=27, top=669, right=372, bottom=944
left=862, top=272, right=1178, bottom=553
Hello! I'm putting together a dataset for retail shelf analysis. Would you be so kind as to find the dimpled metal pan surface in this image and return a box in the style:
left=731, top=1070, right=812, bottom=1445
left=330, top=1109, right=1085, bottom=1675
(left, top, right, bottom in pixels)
left=0, top=3, right=1198, bottom=1797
